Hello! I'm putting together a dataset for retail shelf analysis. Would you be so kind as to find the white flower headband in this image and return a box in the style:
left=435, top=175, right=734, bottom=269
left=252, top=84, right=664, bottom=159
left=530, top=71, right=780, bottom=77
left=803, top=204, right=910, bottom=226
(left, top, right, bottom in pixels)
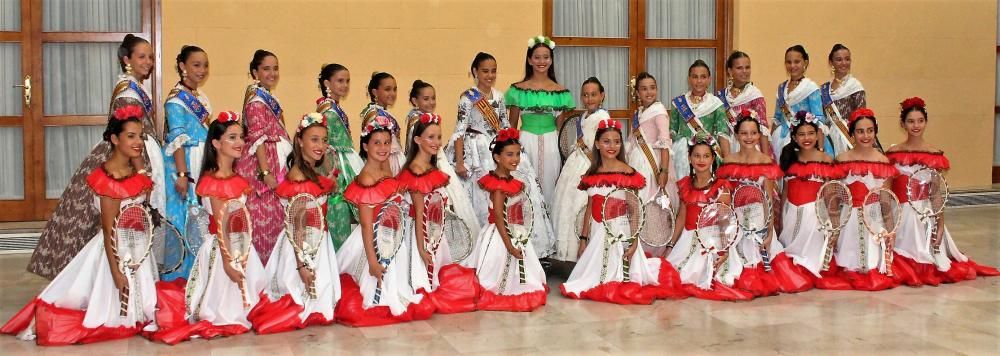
left=361, top=115, right=397, bottom=138
left=528, top=35, right=556, bottom=49
left=687, top=132, right=717, bottom=148
left=789, top=110, right=819, bottom=128
left=297, top=112, right=326, bottom=134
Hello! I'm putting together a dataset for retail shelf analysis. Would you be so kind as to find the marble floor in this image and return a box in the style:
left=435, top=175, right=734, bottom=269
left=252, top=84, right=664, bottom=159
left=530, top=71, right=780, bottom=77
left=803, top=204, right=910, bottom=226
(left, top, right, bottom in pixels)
left=1, top=206, right=999, bottom=355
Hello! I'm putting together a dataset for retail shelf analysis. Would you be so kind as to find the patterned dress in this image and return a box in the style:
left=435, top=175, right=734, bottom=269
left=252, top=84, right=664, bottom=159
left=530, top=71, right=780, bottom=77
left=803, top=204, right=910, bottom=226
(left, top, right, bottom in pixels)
left=28, top=75, right=159, bottom=279
left=316, top=98, right=363, bottom=249
left=160, top=84, right=211, bottom=281
left=235, top=85, right=291, bottom=264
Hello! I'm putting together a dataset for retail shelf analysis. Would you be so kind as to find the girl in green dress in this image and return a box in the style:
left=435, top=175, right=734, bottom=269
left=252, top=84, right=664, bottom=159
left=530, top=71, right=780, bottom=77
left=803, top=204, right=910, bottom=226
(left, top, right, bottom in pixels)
left=316, top=64, right=364, bottom=249
left=669, top=59, right=731, bottom=179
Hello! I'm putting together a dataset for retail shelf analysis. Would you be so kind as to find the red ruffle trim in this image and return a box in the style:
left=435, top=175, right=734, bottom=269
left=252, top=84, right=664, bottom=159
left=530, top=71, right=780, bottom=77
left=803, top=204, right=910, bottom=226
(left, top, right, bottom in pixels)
left=247, top=294, right=334, bottom=334
left=838, top=269, right=899, bottom=291
left=426, top=264, right=480, bottom=314
left=892, top=255, right=942, bottom=286
left=146, top=279, right=252, bottom=344
left=717, top=163, right=783, bottom=181
left=0, top=298, right=143, bottom=346
left=274, top=176, right=336, bottom=199
left=886, top=151, right=950, bottom=170
left=892, top=254, right=1000, bottom=285
left=476, top=287, right=548, bottom=312
left=811, top=257, right=853, bottom=290
left=344, top=178, right=401, bottom=206
left=767, top=253, right=815, bottom=293
left=397, top=168, right=450, bottom=194
left=86, top=166, right=153, bottom=199
left=838, top=160, right=899, bottom=179
left=577, top=171, right=646, bottom=191
left=333, top=274, right=435, bottom=327
left=682, top=282, right=755, bottom=302
left=478, top=172, right=524, bottom=196
left=735, top=263, right=781, bottom=297
left=677, top=177, right=732, bottom=205
left=785, top=161, right=844, bottom=180
left=559, top=259, right=687, bottom=304
left=196, top=174, right=251, bottom=200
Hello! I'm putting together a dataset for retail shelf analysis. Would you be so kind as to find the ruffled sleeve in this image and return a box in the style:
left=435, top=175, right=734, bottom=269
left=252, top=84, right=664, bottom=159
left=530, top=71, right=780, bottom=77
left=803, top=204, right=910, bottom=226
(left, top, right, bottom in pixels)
left=344, top=178, right=400, bottom=206
left=838, top=160, right=899, bottom=179
left=87, top=167, right=153, bottom=199
left=577, top=171, right=646, bottom=190
left=886, top=151, right=950, bottom=171
left=196, top=174, right=251, bottom=200
left=677, top=176, right=730, bottom=205
left=477, top=172, right=524, bottom=196
left=274, top=176, right=335, bottom=199
left=785, top=161, right=845, bottom=180
left=716, top=163, right=784, bottom=181
left=397, top=169, right=450, bottom=194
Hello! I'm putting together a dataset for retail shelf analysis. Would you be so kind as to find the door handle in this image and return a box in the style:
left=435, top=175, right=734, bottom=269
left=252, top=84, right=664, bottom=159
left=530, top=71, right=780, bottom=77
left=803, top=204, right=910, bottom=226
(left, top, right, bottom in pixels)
left=11, top=75, right=30, bottom=107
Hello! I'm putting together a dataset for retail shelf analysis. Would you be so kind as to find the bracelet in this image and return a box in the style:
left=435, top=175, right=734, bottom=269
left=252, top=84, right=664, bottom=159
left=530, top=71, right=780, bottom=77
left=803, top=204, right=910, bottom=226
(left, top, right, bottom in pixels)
left=177, top=171, right=189, bottom=178
left=666, top=242, right=675, bottom=248
left=578, top=235, right=589, bottom=242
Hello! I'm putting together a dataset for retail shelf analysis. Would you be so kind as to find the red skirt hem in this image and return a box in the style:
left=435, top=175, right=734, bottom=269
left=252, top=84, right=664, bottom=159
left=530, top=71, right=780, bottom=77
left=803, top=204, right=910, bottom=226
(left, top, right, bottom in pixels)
left=333, top=274, right=435, bottom=327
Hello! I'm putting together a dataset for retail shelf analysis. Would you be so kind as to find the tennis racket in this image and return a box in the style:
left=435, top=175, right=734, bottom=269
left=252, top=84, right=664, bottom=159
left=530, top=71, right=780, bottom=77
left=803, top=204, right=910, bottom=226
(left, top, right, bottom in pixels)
left=285, top=193, right=326, bottom=299
left=185, top=199, right=209, bottom=256
left=732, top=184, right=772, bottom=271
left=112, top=203, right=154, bottom=319
left=372, top=198, right=406, bottom=304
left=217, top=199, right=254, bottom=309
left=861, top=188, right=901, bottom=276
left=600, top=188, right=645, bottom=283
left=503, top=190, right=534, bottom=285
left=694, top=203, right=740, bottom=279
left=443, top=207, right=473, bottom=263
left=640, top=187, right=674, bottom=249
left=558, top=113, right=582, bottom=162
left=152, top=220, right=186, bottom=276
left=423, top=191, right=447, bottom=282
left=816, top=181, right=852, bottom=271
left=906, top=168, right=949, bottom=255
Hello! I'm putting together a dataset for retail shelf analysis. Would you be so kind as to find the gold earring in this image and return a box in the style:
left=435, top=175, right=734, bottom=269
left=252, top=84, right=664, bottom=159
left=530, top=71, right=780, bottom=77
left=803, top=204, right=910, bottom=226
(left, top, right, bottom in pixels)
left=325, top=86, right=332, bottom=98
left=181, top=69, right=188, bottom=79
left=125, top=63, right=133, bottom=75
left=726, top=76, right=733, bottom=88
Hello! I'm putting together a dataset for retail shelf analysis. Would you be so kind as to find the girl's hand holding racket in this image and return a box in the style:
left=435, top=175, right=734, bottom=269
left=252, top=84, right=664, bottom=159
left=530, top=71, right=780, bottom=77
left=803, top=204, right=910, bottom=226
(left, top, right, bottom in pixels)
left=419, top=249, right=433, bottom=268
left=624, top=242, right=638, bottom=262
left=112, top=268, right=128, bottom=291
left=368, top=261, right=386, bottom=280
left=223, top=261, right=245, bottom=283
left=297, top=266, right=315, bottom=289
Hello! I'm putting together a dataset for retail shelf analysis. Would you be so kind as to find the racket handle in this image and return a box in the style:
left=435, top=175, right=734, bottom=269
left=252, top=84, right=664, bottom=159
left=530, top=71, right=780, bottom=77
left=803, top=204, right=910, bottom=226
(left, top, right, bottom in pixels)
left=760, top=247, right=772, bottom=272
left=518, top=259, right=526, bottom=284
left=239, top=279, right=250, bottom=309
left=821, top=234, right=837, bottom=272
left=119, top=286, right=129, bottom=318
left=884, top=235, right=895, bottom=277
left=373, top=282, right=382, bottom=304
left=309, top=280, right=317, bottom=299
left=622, top=258, right=631, bottom=283
left=426, top=262, right=435, bottom=286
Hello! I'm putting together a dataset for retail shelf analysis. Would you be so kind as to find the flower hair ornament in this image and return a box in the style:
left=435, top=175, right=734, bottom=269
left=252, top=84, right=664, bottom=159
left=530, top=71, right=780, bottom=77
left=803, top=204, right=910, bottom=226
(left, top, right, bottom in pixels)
left=687, top=131, right=717, bottom=148
left=597, top=119, right=622, bottom=130
left=215, top=110, right=240, bottom=123
left=527, top=35, right=556, bottom=49
left=789, top=110, right=819, bottom=127
left=900, top=97, right=926, bottom=112
left=361, top=115, right=396, bottom=138
left=297, top=112, right=327, bottom=134
left=113, top=105, right=144, bottom=121
left=419, top=113, right=441, bottom=125
left=849, top=107, right=876, bottom=127
left=490, top=128, right=520, bottom=151
left=738, top=108, right=760, bottom=121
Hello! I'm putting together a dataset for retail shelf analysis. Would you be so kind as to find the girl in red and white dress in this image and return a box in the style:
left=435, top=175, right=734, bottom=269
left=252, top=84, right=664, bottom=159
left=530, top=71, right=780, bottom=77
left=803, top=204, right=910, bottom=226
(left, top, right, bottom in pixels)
left=250, top=113, right=342, bottom=333
left=664, top=134, right=753, bottom=301
left=834, top=108, right=918, bottom=290
left=2, top=107, right=160, bottom=345
left=887, top=97, right=1000, bottom=284
left=152, top=112, right=268, bottom=344
left=473, top=129, right=547, bottom=311
left=717, top=109, right=813, bottom=295
left=560, top=119, right=685, bottom=304
left=335, top=115, right=435, bottom=326
left=397, top=112, right=479, bottom=314
left=777, top=111, right=851, bottom=290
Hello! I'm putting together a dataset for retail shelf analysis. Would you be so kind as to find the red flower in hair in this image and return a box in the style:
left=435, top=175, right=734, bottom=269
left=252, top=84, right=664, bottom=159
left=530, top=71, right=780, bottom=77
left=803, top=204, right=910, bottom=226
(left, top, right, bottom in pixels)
left=849, top=108, right=876, bottom=126
left=419, top=113, right=441, bottom=125
left=597, top=119, right=622, bottom=130
left=216, top=111, right=240, bottom=123
left=496, top=128, right=519, bottom=142
left=900, top=97, right=926, bottom=112
left=316, top=96, right=329, bottom=105
left=113, top=105, right=144, bottom=121
left=740, top=108, right=752, bottom=117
